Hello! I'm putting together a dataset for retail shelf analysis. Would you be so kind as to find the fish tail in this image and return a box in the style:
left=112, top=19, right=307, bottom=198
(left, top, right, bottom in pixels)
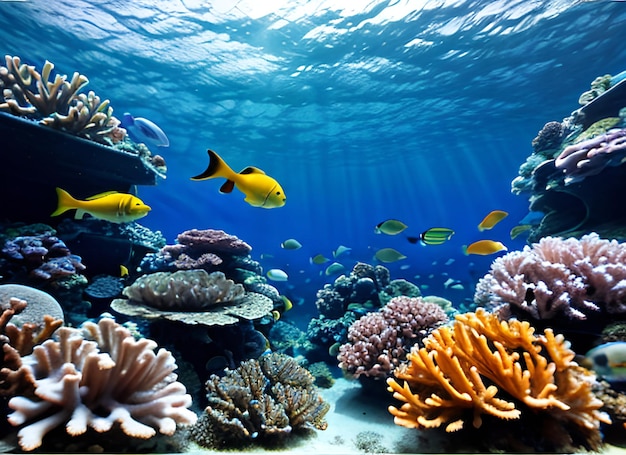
left=190, top=149, right=235, bottom=181
left=51, top=187, right=78, bottom=217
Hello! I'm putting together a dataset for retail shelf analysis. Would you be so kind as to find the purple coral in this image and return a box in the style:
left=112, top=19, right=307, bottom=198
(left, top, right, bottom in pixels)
left=475, top=233, right=626, bottom=320
left=2, top=234, right=85, bottom=281
left=555, top=128, right=626, bottom=184
left=337, top=296, right=447, bottom=378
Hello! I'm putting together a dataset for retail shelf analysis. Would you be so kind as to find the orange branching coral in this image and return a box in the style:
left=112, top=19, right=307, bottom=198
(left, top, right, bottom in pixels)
left=387, top=309, right=610, bottom=448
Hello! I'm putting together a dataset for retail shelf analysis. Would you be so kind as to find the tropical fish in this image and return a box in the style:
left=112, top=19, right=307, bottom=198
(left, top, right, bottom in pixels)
left=375, top=219, right=408, bottom=235
left=585, top=342, right=626, bottom=382
left=266, top=269, right=289, bottom=281
left=463, top=240, right=508, bottom=256
left=121, top=113, right=170, bottom=147
left=120, top=265, right=129, bottom=277
left=333, top=245, right=352, bottom=258
left=281, top=238, right=302, bottom=250
left=325, top=262, right=345, bottom=276
left=310, top=254, right=330, bottom=265
left=280, top=295, right=293, bottom=312
left=417, top=227, right=455, bottom=246
left=51, top=188, right=151, bottom=223
left=510, top=224, right=532, bottom=240
left=374, top=248, right=407, bottom=263
left=191, top=150, right=286, bottom=209
left=478, top=210, right=508, bottom=231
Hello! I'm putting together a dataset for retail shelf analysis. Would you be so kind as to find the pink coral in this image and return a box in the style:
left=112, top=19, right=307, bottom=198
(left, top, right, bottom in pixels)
left=337, top=296, right=447, bottom=378
left=475, top=233, right=626, bottom=320
left=7, top=318, right=196, bottom=451
left=555, top=128, right=626, bottom=184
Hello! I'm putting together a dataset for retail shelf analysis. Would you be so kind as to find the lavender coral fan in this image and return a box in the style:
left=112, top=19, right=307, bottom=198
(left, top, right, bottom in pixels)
left=6, top=318, right=197, bottom=451
left=474, top=233, right=626, bottom=320
left=387, top=309, right=610, bottom=451
left=192, top=352, right=329, bottom=448
left=337, top=296, right=448, bottom=378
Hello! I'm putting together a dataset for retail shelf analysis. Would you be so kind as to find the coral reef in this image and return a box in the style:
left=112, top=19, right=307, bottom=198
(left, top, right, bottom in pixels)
left=0, top=55, right=125, bottom=145
left=338, top=296, right=448, bottom=378
left=474, top=233, right=626, bottom=320
left=511, top=71, right=626, bottom=241
left=6, top=317, right=196, bottom=451
left=192, top=352, right=329, bottom=448
left=111, top=269, right=272, bottom=326
left=1, top=230, right=86, bottom=283
left=387, top=308, right=610, bottom=451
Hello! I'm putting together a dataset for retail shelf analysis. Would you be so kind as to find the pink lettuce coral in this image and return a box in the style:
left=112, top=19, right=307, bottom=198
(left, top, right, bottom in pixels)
left=7, top=318, right=196, bottom=451
left=337, top=296, right=448, bottom=378
left=475, top=233, right=626, bottom=320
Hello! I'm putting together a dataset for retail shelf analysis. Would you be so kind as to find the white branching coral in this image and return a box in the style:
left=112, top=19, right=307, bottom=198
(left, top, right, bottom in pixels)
left=7, top=318, right=197, bottom=451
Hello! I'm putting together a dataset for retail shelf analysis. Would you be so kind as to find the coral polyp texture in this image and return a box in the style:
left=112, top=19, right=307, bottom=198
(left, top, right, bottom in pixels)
left=192, top=352, right=330, bottom=448
left=111, top=269, right=272, bottom=326
left=0, top=55, right=125, bottom=145
left=6, top=317, right=197, bottom=451
left=474, top=233, right=626, bottom=320
left=337, top=296, right=448, bottom=378
left=387, top=309, right=610, bottom=451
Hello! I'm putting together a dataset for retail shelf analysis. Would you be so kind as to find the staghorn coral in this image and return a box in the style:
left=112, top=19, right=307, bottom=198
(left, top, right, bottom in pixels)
left=338, top=296, right=447, bottom=378
left=192, top=352, right=329, bottom=448
left=6, top=317, right=196, bottom=451
left=387, top=309, right=610, bottom=451
left=474, top=233, right=626, bottom=320
left=0, top=55, right=125, bottom=145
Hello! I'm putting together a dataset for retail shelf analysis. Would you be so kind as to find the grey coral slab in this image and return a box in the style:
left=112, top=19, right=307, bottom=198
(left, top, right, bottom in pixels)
left=0, top=112, right=163, bottom=223
left=110, top=292, right=274, bottom=326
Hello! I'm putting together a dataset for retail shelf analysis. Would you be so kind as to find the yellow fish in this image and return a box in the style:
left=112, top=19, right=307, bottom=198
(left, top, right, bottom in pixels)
left=463, top=240, right=508, bottom=256
left=478, top=210, right=509, bottom=231
left=510, top=224, right=532, bottom=240
left=310, top=254, right=330, bottom=265
left=51, top=188, right=151, bottom=223
left=191, top=150, right=286, bottom=209
left=375, top=219, right=408, bottom=235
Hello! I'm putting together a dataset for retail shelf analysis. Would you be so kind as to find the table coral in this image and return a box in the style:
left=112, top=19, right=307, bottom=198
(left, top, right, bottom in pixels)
left=387, top=309, right=610, bottom=451
left=7, top=317, right=197, bottom=451
left=338, top=296, right=448, bottom=378
left=474, top=233, right=626, bottom=320
left=192, top=352, right=329, bottom=448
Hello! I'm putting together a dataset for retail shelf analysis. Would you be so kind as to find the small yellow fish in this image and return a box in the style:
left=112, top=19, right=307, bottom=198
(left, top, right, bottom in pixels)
left=510, top=224, right=532, bottom=240
left=191, top=150, right=286, bottom=209
left=281, top=238, right=302, bottom=250
left=375, top=219, right=408, bottom=235
left=374, top=247, right=407, bottom=263
left=280, top=295, right=293, bottom=312
left=310, top=254, right=330, bottom=265
left=463, top=240, right=508, bottom=256
left=51, top=188, right=151, bottom=223
left=478, top=210, right=509, bottom=231
left=120, top=265, right=129, bottom=277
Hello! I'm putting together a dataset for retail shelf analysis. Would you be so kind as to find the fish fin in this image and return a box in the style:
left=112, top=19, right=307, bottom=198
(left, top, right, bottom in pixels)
left=85, top=191, right=119, bottom=200
left=220, top=180, right=235, bottom=194
left=239, top=166, right=265, bottom=175
left=50, top=187, right=77, bottom=217
left=74, top=209, right=87, bottom=220
left=191, top=150, right=232, bottom=180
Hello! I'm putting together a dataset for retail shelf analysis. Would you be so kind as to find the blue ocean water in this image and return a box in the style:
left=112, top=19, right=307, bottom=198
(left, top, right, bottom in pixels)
left=2, top=0, right=626, bottom=317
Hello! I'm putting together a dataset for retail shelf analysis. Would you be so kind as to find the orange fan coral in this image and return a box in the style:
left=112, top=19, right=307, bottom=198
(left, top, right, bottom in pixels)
left=387, top=308, right=610, bottom=450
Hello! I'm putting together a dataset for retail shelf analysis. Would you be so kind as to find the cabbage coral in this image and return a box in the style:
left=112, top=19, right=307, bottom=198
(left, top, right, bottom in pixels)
left=387, top=309, right=610, bottom=451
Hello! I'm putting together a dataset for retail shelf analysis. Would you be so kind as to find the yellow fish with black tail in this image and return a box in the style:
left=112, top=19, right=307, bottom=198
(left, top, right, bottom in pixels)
left=191, top=149, right=286, bottom=208
left=51, top=188, right=151, bottom=223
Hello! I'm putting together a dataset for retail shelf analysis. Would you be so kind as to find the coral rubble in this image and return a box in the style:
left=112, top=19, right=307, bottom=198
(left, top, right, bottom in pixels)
left=6, top=317, right=196, bottom=451
left=387, top=309, right=610, bottom=451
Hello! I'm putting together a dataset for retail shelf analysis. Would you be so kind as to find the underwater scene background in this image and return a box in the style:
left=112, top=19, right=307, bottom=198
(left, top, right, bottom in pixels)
left=2, top=0, right=626, bottom=453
